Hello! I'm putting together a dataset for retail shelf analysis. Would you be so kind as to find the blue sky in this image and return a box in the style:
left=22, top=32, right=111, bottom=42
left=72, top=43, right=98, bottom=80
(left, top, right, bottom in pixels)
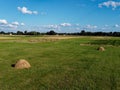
left=0, top=0, right=120, bottom=32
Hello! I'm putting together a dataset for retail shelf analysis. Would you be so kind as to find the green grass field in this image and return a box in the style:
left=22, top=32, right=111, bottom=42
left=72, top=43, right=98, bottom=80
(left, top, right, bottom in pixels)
left=0, top=35, right=120, bottom=90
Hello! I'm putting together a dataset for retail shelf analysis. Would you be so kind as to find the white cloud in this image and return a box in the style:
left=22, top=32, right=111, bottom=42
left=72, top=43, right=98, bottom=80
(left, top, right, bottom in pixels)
left=85, top=25, right=97, bottom=29
left=60, top=23, right=72, bottom=27
left=7, top=24, right=17, bottom=28
left=76, top=27, right=80, bottom=30
left=21, top=23, right=25, bottom=26
left=12, top=21, right=19, bottom=26
left=98, top=1, right=120, bottom=10
left=44, top=24, right=60, bottom=30
left=33, top=11, right=38, bottom=15
left=17, top=7, right=38, bottom=15
left=0, top=19, right=25, bottom=31
left=114, top=24, right=119, bottom=27
left=43, top=23, right=72, bottom=30
left=0, top=19, right=8, bottom=24
left=48, top=25, right=58, bottom=29
left=76, top=24, right=80, bottom=26
left=18, top=7, right=32, bottom=14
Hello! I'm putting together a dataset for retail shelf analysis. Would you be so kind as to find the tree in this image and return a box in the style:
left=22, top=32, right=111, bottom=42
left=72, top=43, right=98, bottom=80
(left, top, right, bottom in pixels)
left=46, top=30, right=56, bottom=35
left=27, top=31, right=40, bottom=35
left=17, top=31, right=24, bottom=35
left=80, top=30, right=86, bottom=35
left=24, top=30, right=27, bottom=35
left=0, top=31, right=5, bottom=34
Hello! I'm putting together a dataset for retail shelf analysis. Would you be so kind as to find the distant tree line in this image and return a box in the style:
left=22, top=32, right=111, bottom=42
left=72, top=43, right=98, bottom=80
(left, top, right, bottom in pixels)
left=1, top=30, right=120, bottom=36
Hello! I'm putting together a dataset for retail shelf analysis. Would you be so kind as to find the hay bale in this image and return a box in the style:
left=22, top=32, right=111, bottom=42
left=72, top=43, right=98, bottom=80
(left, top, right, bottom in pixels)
left=98, top=46, right=105, bottom=51
left=15, top=59, right=31, bottom=69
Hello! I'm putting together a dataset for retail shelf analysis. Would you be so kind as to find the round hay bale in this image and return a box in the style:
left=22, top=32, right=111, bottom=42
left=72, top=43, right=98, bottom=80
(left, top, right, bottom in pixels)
left=98, top=46, right=105, bottom=51
left=15, top=59, right=31, bottom=69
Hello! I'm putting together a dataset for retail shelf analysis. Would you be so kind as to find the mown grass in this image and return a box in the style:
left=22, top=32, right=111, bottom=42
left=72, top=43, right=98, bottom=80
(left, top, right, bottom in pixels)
left=0, top=36, right=120, bottom=90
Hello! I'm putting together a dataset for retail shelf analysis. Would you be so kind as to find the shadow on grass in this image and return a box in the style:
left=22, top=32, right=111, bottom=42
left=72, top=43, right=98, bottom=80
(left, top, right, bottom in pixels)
left=11, top=64, right=15, bottom=67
